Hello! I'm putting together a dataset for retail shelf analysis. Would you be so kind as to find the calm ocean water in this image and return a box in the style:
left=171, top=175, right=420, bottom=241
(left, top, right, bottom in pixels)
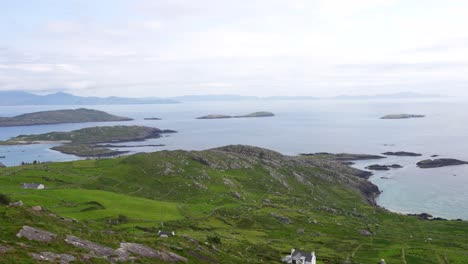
left=1, top=99, right=467, bottom=220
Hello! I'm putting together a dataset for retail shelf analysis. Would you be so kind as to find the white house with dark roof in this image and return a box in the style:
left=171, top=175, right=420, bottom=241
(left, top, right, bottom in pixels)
left=158, top=230, right=175, bottom=238
left=21, top=183, right=45, bottom=190
left=282, top=249, right=316, bottom=264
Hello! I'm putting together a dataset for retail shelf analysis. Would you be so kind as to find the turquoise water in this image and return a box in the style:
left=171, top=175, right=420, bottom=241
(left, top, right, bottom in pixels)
left=0, top=99, right=467, bottom=219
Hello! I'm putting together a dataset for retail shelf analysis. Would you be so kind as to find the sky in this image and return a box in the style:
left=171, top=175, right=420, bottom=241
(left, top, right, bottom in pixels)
left=1, top=0, right=468, bottom=97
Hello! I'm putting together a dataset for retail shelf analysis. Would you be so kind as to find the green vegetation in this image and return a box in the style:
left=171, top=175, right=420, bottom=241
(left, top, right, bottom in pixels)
left=51, top=144, right=128, bottom=157
left=0, top=145, right=466, bottom=263
left=0, top=108, right=132, bottom=127
left=6, top=125, right=176, bottom=157
left=10, top=125, right=169, bottom=144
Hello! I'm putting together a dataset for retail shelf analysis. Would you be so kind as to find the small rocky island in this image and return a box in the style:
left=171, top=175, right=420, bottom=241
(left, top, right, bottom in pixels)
left=382, top=151, right=422, bottom=157
left=416, top=158, right=468, bottom=168
left=4, top=126, right=176, bottom=157
left=144, top=117, right=162, bottom=120
left=0, top=108, right=132, bottom=127
left=380, top=114, right=425, bottom=119
left=196, top=111, right=274, bottom=119
left=366, top=164, right=403, bottom=171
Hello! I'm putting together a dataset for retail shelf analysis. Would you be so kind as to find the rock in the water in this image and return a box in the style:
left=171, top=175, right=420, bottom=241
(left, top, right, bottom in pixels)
left=17, top=226, right=56, bottom=243
left=382, top=151, right=422, bottom=157
left=417, top=159, right=468, bottom=168
left=65, top=235, right=114, bottom=257
left=119, top=243, right=188, bottom=262
left=29, top=252, right=76, bottom=264
left=359, top=229, right=373, bottom=236
left=380, top=114, right=425, bottom=119
left=366, top=164, right=402, bottom=171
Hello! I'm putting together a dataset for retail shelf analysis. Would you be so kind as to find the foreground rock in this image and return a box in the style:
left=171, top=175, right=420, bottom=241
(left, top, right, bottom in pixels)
left=366, top=164, right=402, bottom=171
left=30, top=252, right=76, bottom=264
left=65, top=235, right=114, bottom=257
left=0, top=108, right=132, bottom=127
left=196, top=111, right=274, bottom=119
left=382, top=151, right=422, bottom=157
left=417, top=159, right=468, bottom=168
left=380, top=114, right=425, bottom=119
left=16, top=226, right=57, bottom=243
left=119, top=243, right=188, bottom=262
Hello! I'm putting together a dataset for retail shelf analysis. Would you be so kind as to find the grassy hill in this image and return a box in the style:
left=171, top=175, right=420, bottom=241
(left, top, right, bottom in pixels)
left=0, top=145, right=466, bottom=263
left=0, top=108, right=132, bottom=127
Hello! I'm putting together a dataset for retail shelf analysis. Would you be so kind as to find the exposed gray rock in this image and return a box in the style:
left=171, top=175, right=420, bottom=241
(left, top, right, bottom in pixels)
left=9, top=200, right=23, bottom=207
left=182, top=235, right=199, bottom=244
left=360, top=229, right=373, bottom=236
left=271, top=213, right=292, bottom=224
left=29, top=252, right=76, bottom=264
left=32, top=205, right=43, bottom=211
left=231, top=190, right=242, bottom=199
left=0, top=162, right=5, bottom=168
left=65, top=235, right=114, bottom=257
left=296, top=228, right=305, bottom=234
left=0, top=245, right=12, bottom=254
left=17, top=226, right=57, bottom=243
left=119, top=243, right=188, bottom=262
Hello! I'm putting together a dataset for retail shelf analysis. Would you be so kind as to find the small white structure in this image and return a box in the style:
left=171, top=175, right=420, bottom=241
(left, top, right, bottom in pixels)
left=158, top=230, right=175, bottom=238
left=21, top=183, right=45, bottom=190
left=283, top=249, right=316, bottom=264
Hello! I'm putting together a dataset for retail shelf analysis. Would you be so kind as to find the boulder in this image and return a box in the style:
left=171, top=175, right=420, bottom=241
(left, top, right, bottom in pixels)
left=16, top=226, right=57, bottom=243
left=9, top=200, right=24, bottom=207
left=0, top=245, right=12, bottom=254
left=65, top=235, right=114, bottom=257
left=359, top=229, right=373, bottom=236
left=119, top=243, right=188, bottom=262
left=29, top=252, right=76, bottom=264
left=32, top=206, right=43, bottom=211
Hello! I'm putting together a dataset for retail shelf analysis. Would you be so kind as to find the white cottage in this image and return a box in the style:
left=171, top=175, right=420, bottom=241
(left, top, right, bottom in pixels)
left=21, top=183, right=45, bottom=190
left=283, top=249, right=316, bottom=264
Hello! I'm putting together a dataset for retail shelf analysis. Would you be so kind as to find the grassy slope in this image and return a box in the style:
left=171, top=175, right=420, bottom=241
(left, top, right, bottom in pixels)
left=0, top=146, right=467, bottom=263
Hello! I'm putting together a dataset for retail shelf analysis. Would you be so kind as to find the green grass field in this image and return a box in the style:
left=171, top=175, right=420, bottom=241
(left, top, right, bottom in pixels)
left=0, top=146, right=467, bottom=263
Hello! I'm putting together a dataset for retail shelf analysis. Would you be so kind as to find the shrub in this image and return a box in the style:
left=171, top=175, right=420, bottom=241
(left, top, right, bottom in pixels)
left=206, top=235, right=221, bottom=244
left=0, top=194, right=11, bottom=205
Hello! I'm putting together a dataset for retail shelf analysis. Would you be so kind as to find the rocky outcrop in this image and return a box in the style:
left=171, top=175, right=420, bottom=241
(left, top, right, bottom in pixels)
left=65, top=235, right=114, bottom=257
left=366, top=164, right=402, bottom=171
left=0, top=245, right=12, bottom=254
left=16, top=226, right=57, bottom=243
left=271, top=213, right=292, bottom=224
left=29, top=252, right=76, bottom=264
left=416, top=159, right=468, bottom=168
left=300, top=152, right=386, bottom=161
left=382, top=151, right=422, bottom=157
left=0, top=162, right=5, bottom=168
left=119, top=243, right=188, bottom=262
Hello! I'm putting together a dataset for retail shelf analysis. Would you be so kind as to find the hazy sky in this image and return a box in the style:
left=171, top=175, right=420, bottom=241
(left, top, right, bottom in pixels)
left=1, top=0, right=468, bottom=97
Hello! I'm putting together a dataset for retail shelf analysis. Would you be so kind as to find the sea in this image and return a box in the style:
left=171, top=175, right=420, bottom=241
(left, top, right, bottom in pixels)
left=1, top=98, right=468, bottom=220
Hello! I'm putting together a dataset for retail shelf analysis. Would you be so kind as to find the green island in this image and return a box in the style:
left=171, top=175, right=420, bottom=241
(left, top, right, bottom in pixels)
left=0, top=145, right=466, bottom=263
left=196, top=111, right=275, bottom=119
left=3, top=126, right=176, bottom=157
left=0, top=108, right=132, bottom=127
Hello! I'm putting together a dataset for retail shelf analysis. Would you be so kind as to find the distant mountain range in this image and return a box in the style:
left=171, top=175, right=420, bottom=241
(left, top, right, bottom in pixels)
left=0, top=91, right=444, bottom=105
left=0, top=91, right=178, bottom=105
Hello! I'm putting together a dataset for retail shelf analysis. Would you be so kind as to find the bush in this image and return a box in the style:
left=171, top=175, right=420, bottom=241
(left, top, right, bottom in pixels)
left=206, top=235, right=221, bottom=244
left=0, top=194, right=11, bottom=205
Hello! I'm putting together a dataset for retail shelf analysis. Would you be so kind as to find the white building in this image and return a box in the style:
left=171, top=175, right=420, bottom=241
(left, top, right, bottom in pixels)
left=283, top=249, right=316, bottom=264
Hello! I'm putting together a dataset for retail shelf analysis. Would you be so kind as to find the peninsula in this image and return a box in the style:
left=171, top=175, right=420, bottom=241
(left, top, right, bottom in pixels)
left=380, top=114, right=425, bottom=119
left=5, top=125, right=176, bottom=157
left=0, top=108, right=132, bottom=127
left=196, top=111, right=274, bottom=119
